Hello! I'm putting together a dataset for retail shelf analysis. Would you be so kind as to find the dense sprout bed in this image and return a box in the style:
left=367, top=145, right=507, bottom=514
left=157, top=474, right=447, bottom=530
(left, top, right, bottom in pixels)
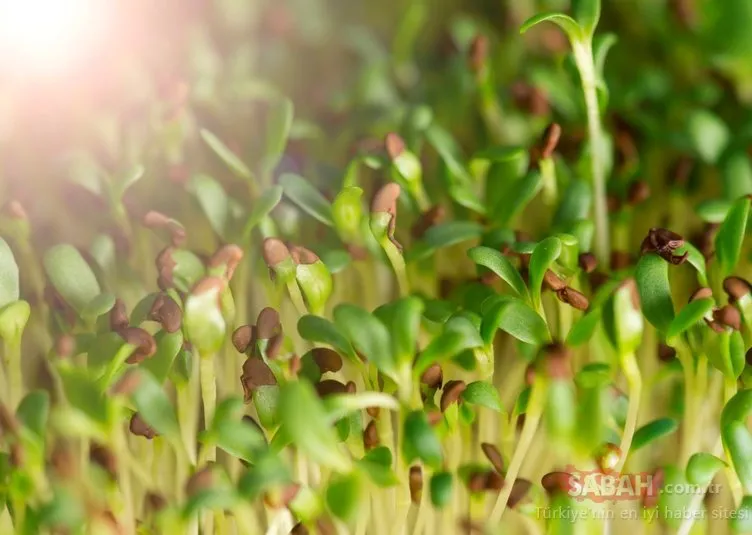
left=2, top=0, right=752, bottom=534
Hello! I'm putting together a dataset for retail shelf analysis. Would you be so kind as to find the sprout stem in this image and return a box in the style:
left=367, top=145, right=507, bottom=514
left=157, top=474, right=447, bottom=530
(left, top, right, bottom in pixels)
left=488, top=379, right=544, bottom=525
left=573, top=40, right=610, bottom=266
left=199, top=354, right=217, bottom=462
left=382, top=240, right=410, bottom=297
left=615, top=351, right=641, bottom=472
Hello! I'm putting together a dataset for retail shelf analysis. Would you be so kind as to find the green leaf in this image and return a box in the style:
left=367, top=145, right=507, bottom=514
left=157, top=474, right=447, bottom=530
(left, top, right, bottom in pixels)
left=407, top=222, right=484, bottom=262
left=130, top=369, right=181, bottom=442
left=481, top=296, right=549, bottom=346
left=16, top=390, right=50, bottom=439
left=566, top=308, right=601, bottom=346
left=572, top=0, right=601, bottom=35
left=0, top=300, right=30, bottom=343
left=357, top=447, right=398, bottom=487
left=425, top=124, right=471, bottom=183
left=696, top=199, right=732, bottom=224
left=326, top=472, right=361, bottom=522
left=686, top=453, right=726, bottom=487
left=297, top=315, right=356, bottom=360
left=529, top=237, right=562, bottom=310
left=402, top=410, right=442, bottom=468
left=43, top=244, right=101, bottom=315
left=688, top=110, right=729, bottom=164
left=184, top=279, right=226, bottom=355
left=331, top=186, right=364, bottom=243
left=722, top=152, right=752, bottom=200
left=467, top=246, right=529, bottom=299
left=244, top=186, right=284, bottom=237
left=237, top=452, right=291, bottom=499
left=715, top=196, right=750, bottom=276
left=493, top=171, right=544, bottom=226
left=374, top=297, right=424, bottom=365
left=57, top=366, right=109, bottom=426
left=666, top=299, right=714, bottom=341
left=631, top=418, right=678, bottom=452
left=324, top=392, right=399, bottom=423
left=333, top=304, right=395, bottom=377
left=0, top=238, right=19, bottom=309
left=635, top=254, right=675, bottom=332
left=675, top=242, right=708, bottom=286
left=731, top=496, right=752, bottom=533
left=81, top=293, right=116, bottom=322
left=263, top=97, right=294, bottom=173
left=520, top=12, right=583, bottom=43
left=414, top=317, right=484, bottom=376
left=279, top=173, right=334, bottom=227
left=190, top=174, right=229, bottom=238
left=253, top=385, right=280, bottom=430
left=722, top=390, right=752, bottom=494
left=278, top=382, right=351, bottom=472
left=200, top=129, right=253, bottom=180
left=461, top=381, right=502, bottom=412
left=140, top=330, right=184, bottom=384
left=430, top=472, right=453, bottom=508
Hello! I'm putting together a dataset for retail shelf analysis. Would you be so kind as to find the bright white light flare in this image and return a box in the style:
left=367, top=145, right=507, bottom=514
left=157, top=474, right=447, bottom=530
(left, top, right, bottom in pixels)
left=0, top=0, right=107, bottom=74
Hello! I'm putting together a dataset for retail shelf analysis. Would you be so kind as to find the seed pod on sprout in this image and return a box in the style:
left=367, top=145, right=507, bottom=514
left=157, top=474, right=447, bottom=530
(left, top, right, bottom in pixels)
left=420, top=364, right=443, bottom=390
left=290, top=245, right=333, bottom=315
left=143, top=210, right=186, bottom=247
left=118, top=327, right=157, bottom=364
left=262, top=238, right=296, bottom=280
left=364, top=421, right=379, bottom=450
left=312, top=348, right=343, bottom=374
left=148, top=293, right=182, bottom=333
left=578, top=252, right=597, bottom=273
left=109, top=298, right=129, bottom=332
left=540, top=123, right=561, bottom=160
left=556, top=286, right=589, bottom=311
left=481, top=443, right=504, bottom=474
left=370, top=183, right=402, bottom=251
left=409, top=466, right=423, bottom=504
left=130, top=413, right=158, bottom=439
left=208, top=244, right=243, bottom=280
left=256, top=307, right=281, bottom=340
left=232, top=325, right=256, bottom=354
left=241, top=357, right=277, bottom=402
left=724, top=276, right=751, bottom=303
left=440, top=380, right=466, bottom=412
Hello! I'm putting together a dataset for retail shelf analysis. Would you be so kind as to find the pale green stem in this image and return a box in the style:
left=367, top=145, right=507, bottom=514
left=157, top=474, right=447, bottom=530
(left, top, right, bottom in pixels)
left=382, top=239, right=410, bottom=297
left=615, top=351, right=641, bottom=472
left=677, top=436, right=724, bottom=535
left=573, top=39, right=609, bottom=266
left=3, top=340, right=21, bottom=409
left=285, top=279, right=308, bottom=316
left=488, top=379, right=545, bottom=526
left=200, top=355, right=217, bottom=462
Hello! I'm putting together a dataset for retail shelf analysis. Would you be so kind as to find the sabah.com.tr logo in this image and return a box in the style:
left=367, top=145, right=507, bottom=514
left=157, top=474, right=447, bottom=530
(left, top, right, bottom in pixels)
left=557, top=465, right=718, bottom=503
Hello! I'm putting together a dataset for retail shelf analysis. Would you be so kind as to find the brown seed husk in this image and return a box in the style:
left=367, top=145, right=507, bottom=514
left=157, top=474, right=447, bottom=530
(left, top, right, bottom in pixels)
left=486, top=471, right=504, bottom=491
left=55, top=334, right=76, bottom=358
left=578, top=253, right=597, bottom=274
left=262, top=238, right=291, bottom=268
left=556, top=287, right=589, bottom=311
left=507, top=479, right=533, bottom=508
left=440, top=380, right=467, bottom=412
left=241, top=357, right=277, bottom=401
left=658, top=343, right=677, bottom=362
left=266, top=333, right=284, bottom=360
left=541, top=471, right=573, bottom=495
left=289, top=245, right=319, bottom=265
left=724, top=276, right=752, bottom=302
left=232, top=325, right=256, bottom=354
left=110, top=299, right=129, bottom=332
left=714, top=305, right=741, bottom=331
left=148, top=293, right=182, bottom=333
left=467, top=471, right=486, bottom=493
left=543, top=269, right=567, bottom=291
left=540, top=123, right=562, bottom=159
left=185, top=466, right=215, bottom=497
left=118, top=327, right=157, bottom=364
left=481, top=443, right=505, bottom=474
left=367, top=407, right=380, bottom=418
left=468, top=34, right=488, bottom=73
left=144, top=492, right=167, bottom=514
left=689, top=287, right=713, bottom=303
left=371, top=183, right=401, bottom=215
left=626, top=180, right=650, bottom=206
left=111, top=369, right=142, bottom=396
left=364, top=421, right=379, bottom=450
left=312, top=348, right=343, bottom=373
left=420, top=363, right=443, bottom=389
left=315, top=380, right=347, bottom=398
left=610, top=250, right=632, bottom=271
left=409, top=466, right=423, bottom=504
left=256, top=307, right=281, bottom=339
left=385, top=133, right=406, bottom=160
left=290, top=523, right=309, bottom=535
left=543, top=342, right=572, bottom=379
left=208, top=244, right=243, bottom=280
left=90, top=444, right=118, bottom=479
left=129, top=413, right=158, bottom=439
left=191, top=276, right=225, bottom=297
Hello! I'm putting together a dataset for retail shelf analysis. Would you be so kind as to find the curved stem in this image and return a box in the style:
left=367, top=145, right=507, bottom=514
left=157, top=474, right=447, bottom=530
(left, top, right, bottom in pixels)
left=488, top=379, right=545, bottom=526
left=615, top=351, right=641, bottom=472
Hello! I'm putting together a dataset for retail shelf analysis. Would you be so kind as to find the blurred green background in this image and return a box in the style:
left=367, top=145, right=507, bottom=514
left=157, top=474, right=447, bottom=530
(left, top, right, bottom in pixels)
left=2, top=0, right=752, bottom=248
